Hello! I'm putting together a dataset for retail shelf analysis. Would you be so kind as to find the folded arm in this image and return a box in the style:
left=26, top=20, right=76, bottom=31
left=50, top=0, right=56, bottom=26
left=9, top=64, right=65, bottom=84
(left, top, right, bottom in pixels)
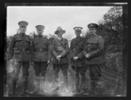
left=83, top=36, right=104, bottom=57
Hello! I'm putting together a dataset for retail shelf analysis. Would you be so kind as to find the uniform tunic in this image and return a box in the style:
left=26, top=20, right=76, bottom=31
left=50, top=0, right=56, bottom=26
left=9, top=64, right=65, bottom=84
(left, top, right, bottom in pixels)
left=82, top=33, right=105, bottom=81
left=8, top=33, right=32, bottom=61
left=50, top=37, right=69, bottom=64
left=32, top=35, right=49, bottom=76
left=70, top=36, right=84, bottom=67
left=32, top=35, right=49, bottom=62
left=82, top=33, right=105, bottom=64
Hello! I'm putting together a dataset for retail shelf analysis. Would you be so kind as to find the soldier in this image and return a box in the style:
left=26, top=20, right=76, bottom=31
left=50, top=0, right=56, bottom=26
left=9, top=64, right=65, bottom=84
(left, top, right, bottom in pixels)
left=69, top=26, right=85, bottom=93
left=8, top=21, right=32, bottom=96
left=82, top=23, right=105, bottom=95
left=49, top=27, right=69, bottom=82
left=32, top=25, right=49, bottom=77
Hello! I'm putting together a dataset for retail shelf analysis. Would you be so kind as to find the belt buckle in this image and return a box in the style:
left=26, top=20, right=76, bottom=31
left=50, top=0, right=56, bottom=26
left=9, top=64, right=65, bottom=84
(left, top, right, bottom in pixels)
left=23, top=49, right=25, bottom=52
left=40, top=48, right=42, bottom=52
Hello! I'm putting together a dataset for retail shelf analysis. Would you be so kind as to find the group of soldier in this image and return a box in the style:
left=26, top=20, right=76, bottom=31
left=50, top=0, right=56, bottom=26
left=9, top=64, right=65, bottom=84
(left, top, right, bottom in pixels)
left=7, top=20, right=105, bottom=96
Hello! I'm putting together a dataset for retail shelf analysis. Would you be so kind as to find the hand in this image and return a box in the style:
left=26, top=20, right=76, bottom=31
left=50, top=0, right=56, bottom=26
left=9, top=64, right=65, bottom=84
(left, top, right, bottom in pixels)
left=85, top=53, right=90, bottom=58
left=56, top=55, right=62, bottom=60
left=47, top=60, right=50, bottom=64
left=57, top=55, right=62, bottom=58
left=73, top=56, right=79, bottom=60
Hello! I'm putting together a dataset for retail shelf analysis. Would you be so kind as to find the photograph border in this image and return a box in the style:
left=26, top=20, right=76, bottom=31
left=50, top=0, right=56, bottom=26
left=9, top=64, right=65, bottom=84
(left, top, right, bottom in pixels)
left=0, top=0, right=128, bottom=100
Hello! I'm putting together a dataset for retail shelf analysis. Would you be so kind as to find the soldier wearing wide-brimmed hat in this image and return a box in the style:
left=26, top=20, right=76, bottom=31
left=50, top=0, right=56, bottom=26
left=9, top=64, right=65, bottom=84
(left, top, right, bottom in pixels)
left=32, top=25, right=49, bottom=77
left=81, top=23, right=105, bottom=95
left=8, top=20, right=32, bottom=96
left=49, top=26, right=69, bottom=82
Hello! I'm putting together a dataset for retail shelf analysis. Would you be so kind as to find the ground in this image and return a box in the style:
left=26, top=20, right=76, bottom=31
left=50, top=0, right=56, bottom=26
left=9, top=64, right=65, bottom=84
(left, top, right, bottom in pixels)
left=4, top=52, right=126, bottom=97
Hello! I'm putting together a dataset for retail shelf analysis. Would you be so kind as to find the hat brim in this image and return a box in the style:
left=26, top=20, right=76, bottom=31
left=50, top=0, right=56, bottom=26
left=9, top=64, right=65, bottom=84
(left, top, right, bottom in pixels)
left=18, top=21, right=28, bottom=26
left=73, top=27, right=83, bottom=30
left=55, top=30, right=65, bottom=34
left=88, top=23, right=98, bottom=29
left=35, top=25, right=45, bottom=29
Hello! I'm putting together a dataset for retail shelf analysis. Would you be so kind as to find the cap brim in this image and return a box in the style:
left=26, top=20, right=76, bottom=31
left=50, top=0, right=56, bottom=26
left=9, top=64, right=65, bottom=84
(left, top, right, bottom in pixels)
left=55, top=30, right=65, bottom=34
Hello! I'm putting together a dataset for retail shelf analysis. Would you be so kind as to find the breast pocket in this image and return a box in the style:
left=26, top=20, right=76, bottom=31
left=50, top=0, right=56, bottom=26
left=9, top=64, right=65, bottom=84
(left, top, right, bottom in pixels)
left=14, top=48, right=21, bottom=54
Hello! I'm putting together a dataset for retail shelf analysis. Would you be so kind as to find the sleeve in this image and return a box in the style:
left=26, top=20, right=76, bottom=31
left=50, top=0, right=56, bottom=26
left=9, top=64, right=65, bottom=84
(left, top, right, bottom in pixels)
left=51, top=39, right=59, bottom=57
left=88, top=36, right=104, bottom=57
left=69, top=39, right=75, bottom=58
left=29, top=37, right=34, bottom=59
left=60, top=39, right=69, bottom=57
left=76, top=38, right=85, bottom=58
left=70, top=39, right=74, bottom=50
left=48, top=39, right=52, bottom=61
left=8, top=36, right=15, bottom=59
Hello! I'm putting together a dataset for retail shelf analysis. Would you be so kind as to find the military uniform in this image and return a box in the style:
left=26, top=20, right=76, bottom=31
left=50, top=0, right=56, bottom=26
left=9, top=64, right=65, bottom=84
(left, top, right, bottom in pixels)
left=8, top=21, right=32, bottom=95
left=49, top=27, right=69, bottom=81
left=82, top=23, right=105, bottom=94
left=32, top=25, right=49, bottom=77
left=69, top=26, right=86, bottom=92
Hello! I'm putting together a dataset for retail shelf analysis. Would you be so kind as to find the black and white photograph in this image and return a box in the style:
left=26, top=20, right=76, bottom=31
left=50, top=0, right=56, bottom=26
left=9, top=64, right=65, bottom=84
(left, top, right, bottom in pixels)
left=4, top=3, right=128, bottom=97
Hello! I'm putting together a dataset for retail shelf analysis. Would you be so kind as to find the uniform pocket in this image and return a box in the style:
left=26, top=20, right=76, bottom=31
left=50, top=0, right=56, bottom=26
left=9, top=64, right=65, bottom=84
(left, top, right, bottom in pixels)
left=14, top=48, right=20, bottom=54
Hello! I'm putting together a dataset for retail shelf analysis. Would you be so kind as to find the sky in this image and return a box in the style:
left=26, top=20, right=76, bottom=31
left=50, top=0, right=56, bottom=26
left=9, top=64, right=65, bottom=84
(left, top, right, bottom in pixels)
left=7, top=6, right=112, bottom=40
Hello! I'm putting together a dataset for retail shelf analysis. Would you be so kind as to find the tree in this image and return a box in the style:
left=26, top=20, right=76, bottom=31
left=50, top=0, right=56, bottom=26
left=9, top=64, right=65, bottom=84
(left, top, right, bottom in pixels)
left=98, top=6, right=124, bottom=52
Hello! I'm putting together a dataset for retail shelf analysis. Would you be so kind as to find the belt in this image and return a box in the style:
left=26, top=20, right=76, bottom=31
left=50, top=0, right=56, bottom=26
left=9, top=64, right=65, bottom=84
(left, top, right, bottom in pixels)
left=35, top=48, right=47, bottom=52
left=14, top=48, right=30, bottom=52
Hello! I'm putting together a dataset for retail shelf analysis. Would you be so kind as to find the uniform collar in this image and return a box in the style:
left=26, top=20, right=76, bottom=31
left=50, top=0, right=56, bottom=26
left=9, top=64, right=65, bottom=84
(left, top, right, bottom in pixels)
left=86, top=33, right=97, bottom=38
left=38, top=34, right=43, bottom=37
left=76, top=36, right=81, bottom=39
left=20, top=33, right=26, bottom=37
left=57, top=36, right=63, bottom=40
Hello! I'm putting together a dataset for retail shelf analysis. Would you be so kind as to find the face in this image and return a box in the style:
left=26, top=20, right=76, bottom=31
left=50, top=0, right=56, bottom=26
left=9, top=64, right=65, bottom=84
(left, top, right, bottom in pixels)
left=57, top=32, right=63, bottom=37
left=89, top=28, right=97, bottom=34
left=19, top=26, right=27, bottom=33
left=75, top=30, right=81, bottom=37
left=37, top=29, right=44, bottom=35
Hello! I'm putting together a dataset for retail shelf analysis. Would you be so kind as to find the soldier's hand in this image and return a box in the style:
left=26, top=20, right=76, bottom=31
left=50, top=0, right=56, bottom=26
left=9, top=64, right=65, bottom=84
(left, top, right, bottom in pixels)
left=85, top=53, right=90, bottom=58
left=56, top=57, right=60, bottom=61
left=56, top=58, right=60, bottom=61
left=73, top=56, right=78, bottom=60
left=57, top=55, right=62, bottom=59
left=47, top=60, right=50, bottom=64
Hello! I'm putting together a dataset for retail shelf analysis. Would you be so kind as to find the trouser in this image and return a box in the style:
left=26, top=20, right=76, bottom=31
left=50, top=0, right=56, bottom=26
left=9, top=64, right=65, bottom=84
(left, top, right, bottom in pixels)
left=8, top=61, right=29, bottom=96
left=72, top=65, right=87, bottom=92
left=87, top=63, right=105, bottom=94
left=33, top=61, right=48, bottom=77
left=53, top=63, right=68, bottom=81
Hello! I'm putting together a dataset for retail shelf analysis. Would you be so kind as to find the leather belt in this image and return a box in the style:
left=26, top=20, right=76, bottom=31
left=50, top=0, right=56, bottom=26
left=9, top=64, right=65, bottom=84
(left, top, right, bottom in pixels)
left=35, top=48, right=47, bottom=52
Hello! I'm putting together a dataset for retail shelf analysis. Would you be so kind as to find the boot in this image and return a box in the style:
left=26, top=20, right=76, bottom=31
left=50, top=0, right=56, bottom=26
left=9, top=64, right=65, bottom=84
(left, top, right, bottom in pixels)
left=76, top=77, right=81, bottom=94
left=89, top=80, right=98, bottom=96
left=12, top=80, right=17, bottom=96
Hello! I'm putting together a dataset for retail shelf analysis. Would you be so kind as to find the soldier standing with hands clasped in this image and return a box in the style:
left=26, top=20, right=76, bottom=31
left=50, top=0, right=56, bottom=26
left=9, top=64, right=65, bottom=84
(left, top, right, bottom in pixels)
left=8, top=21, right=32, bottom=96
left=69, top=26, right=86, bottom=94
left=49, top=27, right=69, bottom=82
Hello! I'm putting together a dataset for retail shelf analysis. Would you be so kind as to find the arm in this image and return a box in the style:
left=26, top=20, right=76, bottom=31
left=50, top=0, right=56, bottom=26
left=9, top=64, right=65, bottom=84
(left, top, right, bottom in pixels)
left=29, top=37, right=34, bottom=61
left=48, top=39, right=52, bottom=62
left=69, top=39, right=75, bottom=58
left=60, top=39, right=69, bottom=57
left=8, top=36, right=15, bottom=59
left=51, top=39, right=59, bottom=58
left=86, top=36, right=104, bottom=57
left=76, top=39, right=85, bottom=58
